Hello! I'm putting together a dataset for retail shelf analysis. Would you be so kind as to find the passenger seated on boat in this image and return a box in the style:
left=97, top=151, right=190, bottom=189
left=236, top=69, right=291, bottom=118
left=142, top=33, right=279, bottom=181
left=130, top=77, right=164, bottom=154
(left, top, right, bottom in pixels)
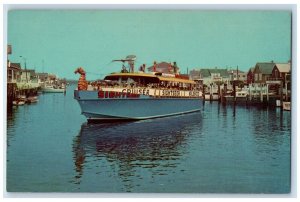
left=121, top=68, right=128, bottom=73
left=142, top=64, right=146, bottom=72
left=139, top=65, right=143, bottom=72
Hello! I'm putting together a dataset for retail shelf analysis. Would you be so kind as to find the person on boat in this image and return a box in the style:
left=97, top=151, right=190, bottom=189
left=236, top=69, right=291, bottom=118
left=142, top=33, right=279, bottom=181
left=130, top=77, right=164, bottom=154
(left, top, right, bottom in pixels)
left=153, top=61, right=157, bottom=72
left=173, top=62, right=178, bottom=74
left=121, top=62, right=129, bottom=73
left=142, top=64, right=146, bottom=72
left=168, top=62, right=172, bottom=73
left=129, top=60, right=134, bottom=73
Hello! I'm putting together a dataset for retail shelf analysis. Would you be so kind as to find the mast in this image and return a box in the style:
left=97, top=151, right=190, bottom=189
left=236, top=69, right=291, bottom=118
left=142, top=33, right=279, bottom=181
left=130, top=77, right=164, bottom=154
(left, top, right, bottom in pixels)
left=112, top=55, right=136, bottom=73
left=20, top=56, right=28, bottom=83
left=236, top=65, right=239, bottom=81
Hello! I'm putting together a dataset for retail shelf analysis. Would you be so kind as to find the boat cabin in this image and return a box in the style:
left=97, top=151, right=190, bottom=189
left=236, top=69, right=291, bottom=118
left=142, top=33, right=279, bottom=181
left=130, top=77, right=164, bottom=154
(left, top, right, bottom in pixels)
left=102, top=72, right=197, bottom=90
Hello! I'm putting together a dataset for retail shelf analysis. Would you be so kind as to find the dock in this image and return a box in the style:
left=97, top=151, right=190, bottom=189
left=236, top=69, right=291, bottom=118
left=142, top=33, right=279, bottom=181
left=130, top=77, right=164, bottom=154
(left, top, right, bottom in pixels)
left=202, top=81, right=290, bottom=109
left=7, top=82, right=40, bottom=109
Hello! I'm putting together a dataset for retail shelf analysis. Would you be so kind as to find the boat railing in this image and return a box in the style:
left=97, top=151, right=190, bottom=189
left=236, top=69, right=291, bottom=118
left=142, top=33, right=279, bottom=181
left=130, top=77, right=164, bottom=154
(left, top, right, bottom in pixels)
left=88, top=83, right=200, bottom=91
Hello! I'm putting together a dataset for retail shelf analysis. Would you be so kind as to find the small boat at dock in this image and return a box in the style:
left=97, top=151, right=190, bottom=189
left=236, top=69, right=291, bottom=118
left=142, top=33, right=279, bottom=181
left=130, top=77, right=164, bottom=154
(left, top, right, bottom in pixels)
left=17, top=95, right=27, bottom=102
left=13, top=95, right=27, bottom=106
left=41, top=84, right=66, bottom=93
left=204, top=93, right=219, bottom=101
left=13, top=100, right=25, bottom=106
left=26, top=96, right=39, bottom=103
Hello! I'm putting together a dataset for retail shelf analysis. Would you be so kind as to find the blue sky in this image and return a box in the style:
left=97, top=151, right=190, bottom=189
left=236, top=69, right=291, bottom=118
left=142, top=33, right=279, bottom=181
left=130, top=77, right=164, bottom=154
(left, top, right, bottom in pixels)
left=8, top=10, right=291, bottom=80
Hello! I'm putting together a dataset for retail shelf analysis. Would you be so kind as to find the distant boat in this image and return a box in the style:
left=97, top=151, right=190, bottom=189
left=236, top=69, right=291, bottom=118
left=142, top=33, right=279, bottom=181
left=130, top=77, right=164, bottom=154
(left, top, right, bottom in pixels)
left=41, top=84, right=66, bottom=93
left=204, top=93, right=219, bottom=101
left=236, top=90, right=248, bottom=98
left=26, top=96, right=39, bottom=103
left=223, top=89, right=249, bottom=103
left=13, top=100, right=25, bottom=106
left=17, top=95, right=27, bottom=102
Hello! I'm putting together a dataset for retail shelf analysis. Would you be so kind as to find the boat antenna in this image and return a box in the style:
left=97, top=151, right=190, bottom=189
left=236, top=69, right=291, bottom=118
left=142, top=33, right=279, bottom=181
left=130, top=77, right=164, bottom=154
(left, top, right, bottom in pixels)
left=112, top=55, right=136, bottom=73
left=126, top=55, right=136, bottom=73
left=112, top=59, right=131, bottom=73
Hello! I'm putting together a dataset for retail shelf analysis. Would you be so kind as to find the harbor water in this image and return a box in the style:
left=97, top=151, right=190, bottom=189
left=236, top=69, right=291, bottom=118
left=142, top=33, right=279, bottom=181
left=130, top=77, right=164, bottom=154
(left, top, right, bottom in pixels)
left=6, top=85, right=291, bottom=193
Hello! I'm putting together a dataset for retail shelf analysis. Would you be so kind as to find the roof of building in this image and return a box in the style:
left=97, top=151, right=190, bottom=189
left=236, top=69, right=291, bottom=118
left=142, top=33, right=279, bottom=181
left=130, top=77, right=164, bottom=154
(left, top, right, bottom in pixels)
left=228, top=69, right=245, bottom=74
left=21, top=69, right=35, bottom=72
left=36, top=73, right=49, bottom=79
left=147, top=62, right=179, bottom=73
left=247, top=67, right=255, bottom=74
left=199, top=69, right=211, bottom=77
left=275, top=63, right=291, bottom=73
left=255, top=62, right=275, bottom=74
left=9, top=63, right=21, bottom=69
left=199, top=68, right=229, bottom=77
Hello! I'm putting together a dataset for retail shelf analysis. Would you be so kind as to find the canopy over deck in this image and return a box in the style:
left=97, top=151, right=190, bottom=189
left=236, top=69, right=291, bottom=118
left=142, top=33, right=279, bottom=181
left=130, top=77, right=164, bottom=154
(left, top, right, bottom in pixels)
left=105, top=72, right=195, bottom=84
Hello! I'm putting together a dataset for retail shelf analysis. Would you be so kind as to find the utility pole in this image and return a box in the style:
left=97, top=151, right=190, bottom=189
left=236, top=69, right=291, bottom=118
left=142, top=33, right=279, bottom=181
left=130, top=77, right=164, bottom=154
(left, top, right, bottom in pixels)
left=20, top=56, right=28, bottom=83
left=42, top=59, right=45, bottom=73
left=236, top=65, right=239, bottom=81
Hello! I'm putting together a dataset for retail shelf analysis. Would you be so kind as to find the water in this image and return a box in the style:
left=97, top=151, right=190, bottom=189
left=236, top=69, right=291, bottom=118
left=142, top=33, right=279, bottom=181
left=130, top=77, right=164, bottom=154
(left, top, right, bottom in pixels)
left=6, top=85, right=291, bottom=193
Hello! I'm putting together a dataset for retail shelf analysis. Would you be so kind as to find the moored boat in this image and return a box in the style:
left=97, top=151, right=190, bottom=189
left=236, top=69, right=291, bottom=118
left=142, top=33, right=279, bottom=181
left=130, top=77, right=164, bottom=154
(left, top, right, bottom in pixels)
left=26, top=96, right=39, bottom=103
left=74, top=56, right=203, bottom=121
left=13, top=100, right=25, bottom=106
left=204, top=93, right=219, bottom=101
left=41, top=84, right=66, bottom=93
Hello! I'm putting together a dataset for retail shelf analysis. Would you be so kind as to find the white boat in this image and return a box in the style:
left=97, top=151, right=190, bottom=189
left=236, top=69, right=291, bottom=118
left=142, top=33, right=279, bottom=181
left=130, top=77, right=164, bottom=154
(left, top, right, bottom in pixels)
left=27, top=96, right=39, bottom=103
left=17, top=95, right=27, bottom=101
left=41, top=85, right=66, bottom=93
left=74, top=57, right=203, bottom=122
left=204, top=93, right=219, bottom=101
left=235, top=90, right=248, bottom=103
left=236, top=90, right=248, bottom=98
left=282, top=102, right=291, bottom=111
left=223, top=89, right=248, bottom=103
left=13, top=100, right=25, bottom=106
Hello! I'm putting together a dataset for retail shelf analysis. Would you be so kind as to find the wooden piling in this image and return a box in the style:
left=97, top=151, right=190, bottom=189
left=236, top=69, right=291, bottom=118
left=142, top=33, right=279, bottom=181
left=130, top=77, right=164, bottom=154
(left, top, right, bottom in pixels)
left=7, top=83, right=17, bottom=109
left=217, top=84, right=221, bottom=102
left=233, top=81, right=236, bottom=104
left=260, top=84, right=263, bottom=103
left=280, top=81, right=283, bottom=108
left=266, top=84, right=269, bottom=102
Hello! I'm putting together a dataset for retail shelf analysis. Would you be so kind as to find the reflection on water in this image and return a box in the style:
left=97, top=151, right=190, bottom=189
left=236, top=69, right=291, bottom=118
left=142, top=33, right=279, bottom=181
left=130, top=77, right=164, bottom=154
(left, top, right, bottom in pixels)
left=72, top=113, right=202, bottom=191
left=7, top=107, right=17, bottom=129
left=7, top=107, right=20, bottom=147
left=6, top=91, right=291, bottom=192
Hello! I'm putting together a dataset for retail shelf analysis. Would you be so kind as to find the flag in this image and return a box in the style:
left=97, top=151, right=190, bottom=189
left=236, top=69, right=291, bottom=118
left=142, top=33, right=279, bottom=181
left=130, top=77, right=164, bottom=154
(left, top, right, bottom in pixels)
left=7, top=45, right=12, bottom=54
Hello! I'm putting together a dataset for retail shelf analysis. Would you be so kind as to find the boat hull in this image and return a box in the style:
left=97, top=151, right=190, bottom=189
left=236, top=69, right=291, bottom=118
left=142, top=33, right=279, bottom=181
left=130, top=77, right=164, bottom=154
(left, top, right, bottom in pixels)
left=13, top=101, right=25, bottom=106
left=41, top=88, right=66, bottom=93
left=74, top=90, right=202, bottom=121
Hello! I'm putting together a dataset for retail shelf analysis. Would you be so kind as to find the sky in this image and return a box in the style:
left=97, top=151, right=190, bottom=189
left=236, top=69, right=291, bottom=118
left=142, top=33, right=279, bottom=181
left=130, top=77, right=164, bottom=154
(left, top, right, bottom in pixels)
left=7, top=10, right=291, bottom=80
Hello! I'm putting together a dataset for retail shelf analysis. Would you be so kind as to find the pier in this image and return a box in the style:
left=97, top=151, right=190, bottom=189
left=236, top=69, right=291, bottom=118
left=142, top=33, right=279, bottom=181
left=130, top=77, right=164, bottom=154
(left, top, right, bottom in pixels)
left=7, top=82, right=39, bottom=109
left=203, top=81, right=290, bottom=109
